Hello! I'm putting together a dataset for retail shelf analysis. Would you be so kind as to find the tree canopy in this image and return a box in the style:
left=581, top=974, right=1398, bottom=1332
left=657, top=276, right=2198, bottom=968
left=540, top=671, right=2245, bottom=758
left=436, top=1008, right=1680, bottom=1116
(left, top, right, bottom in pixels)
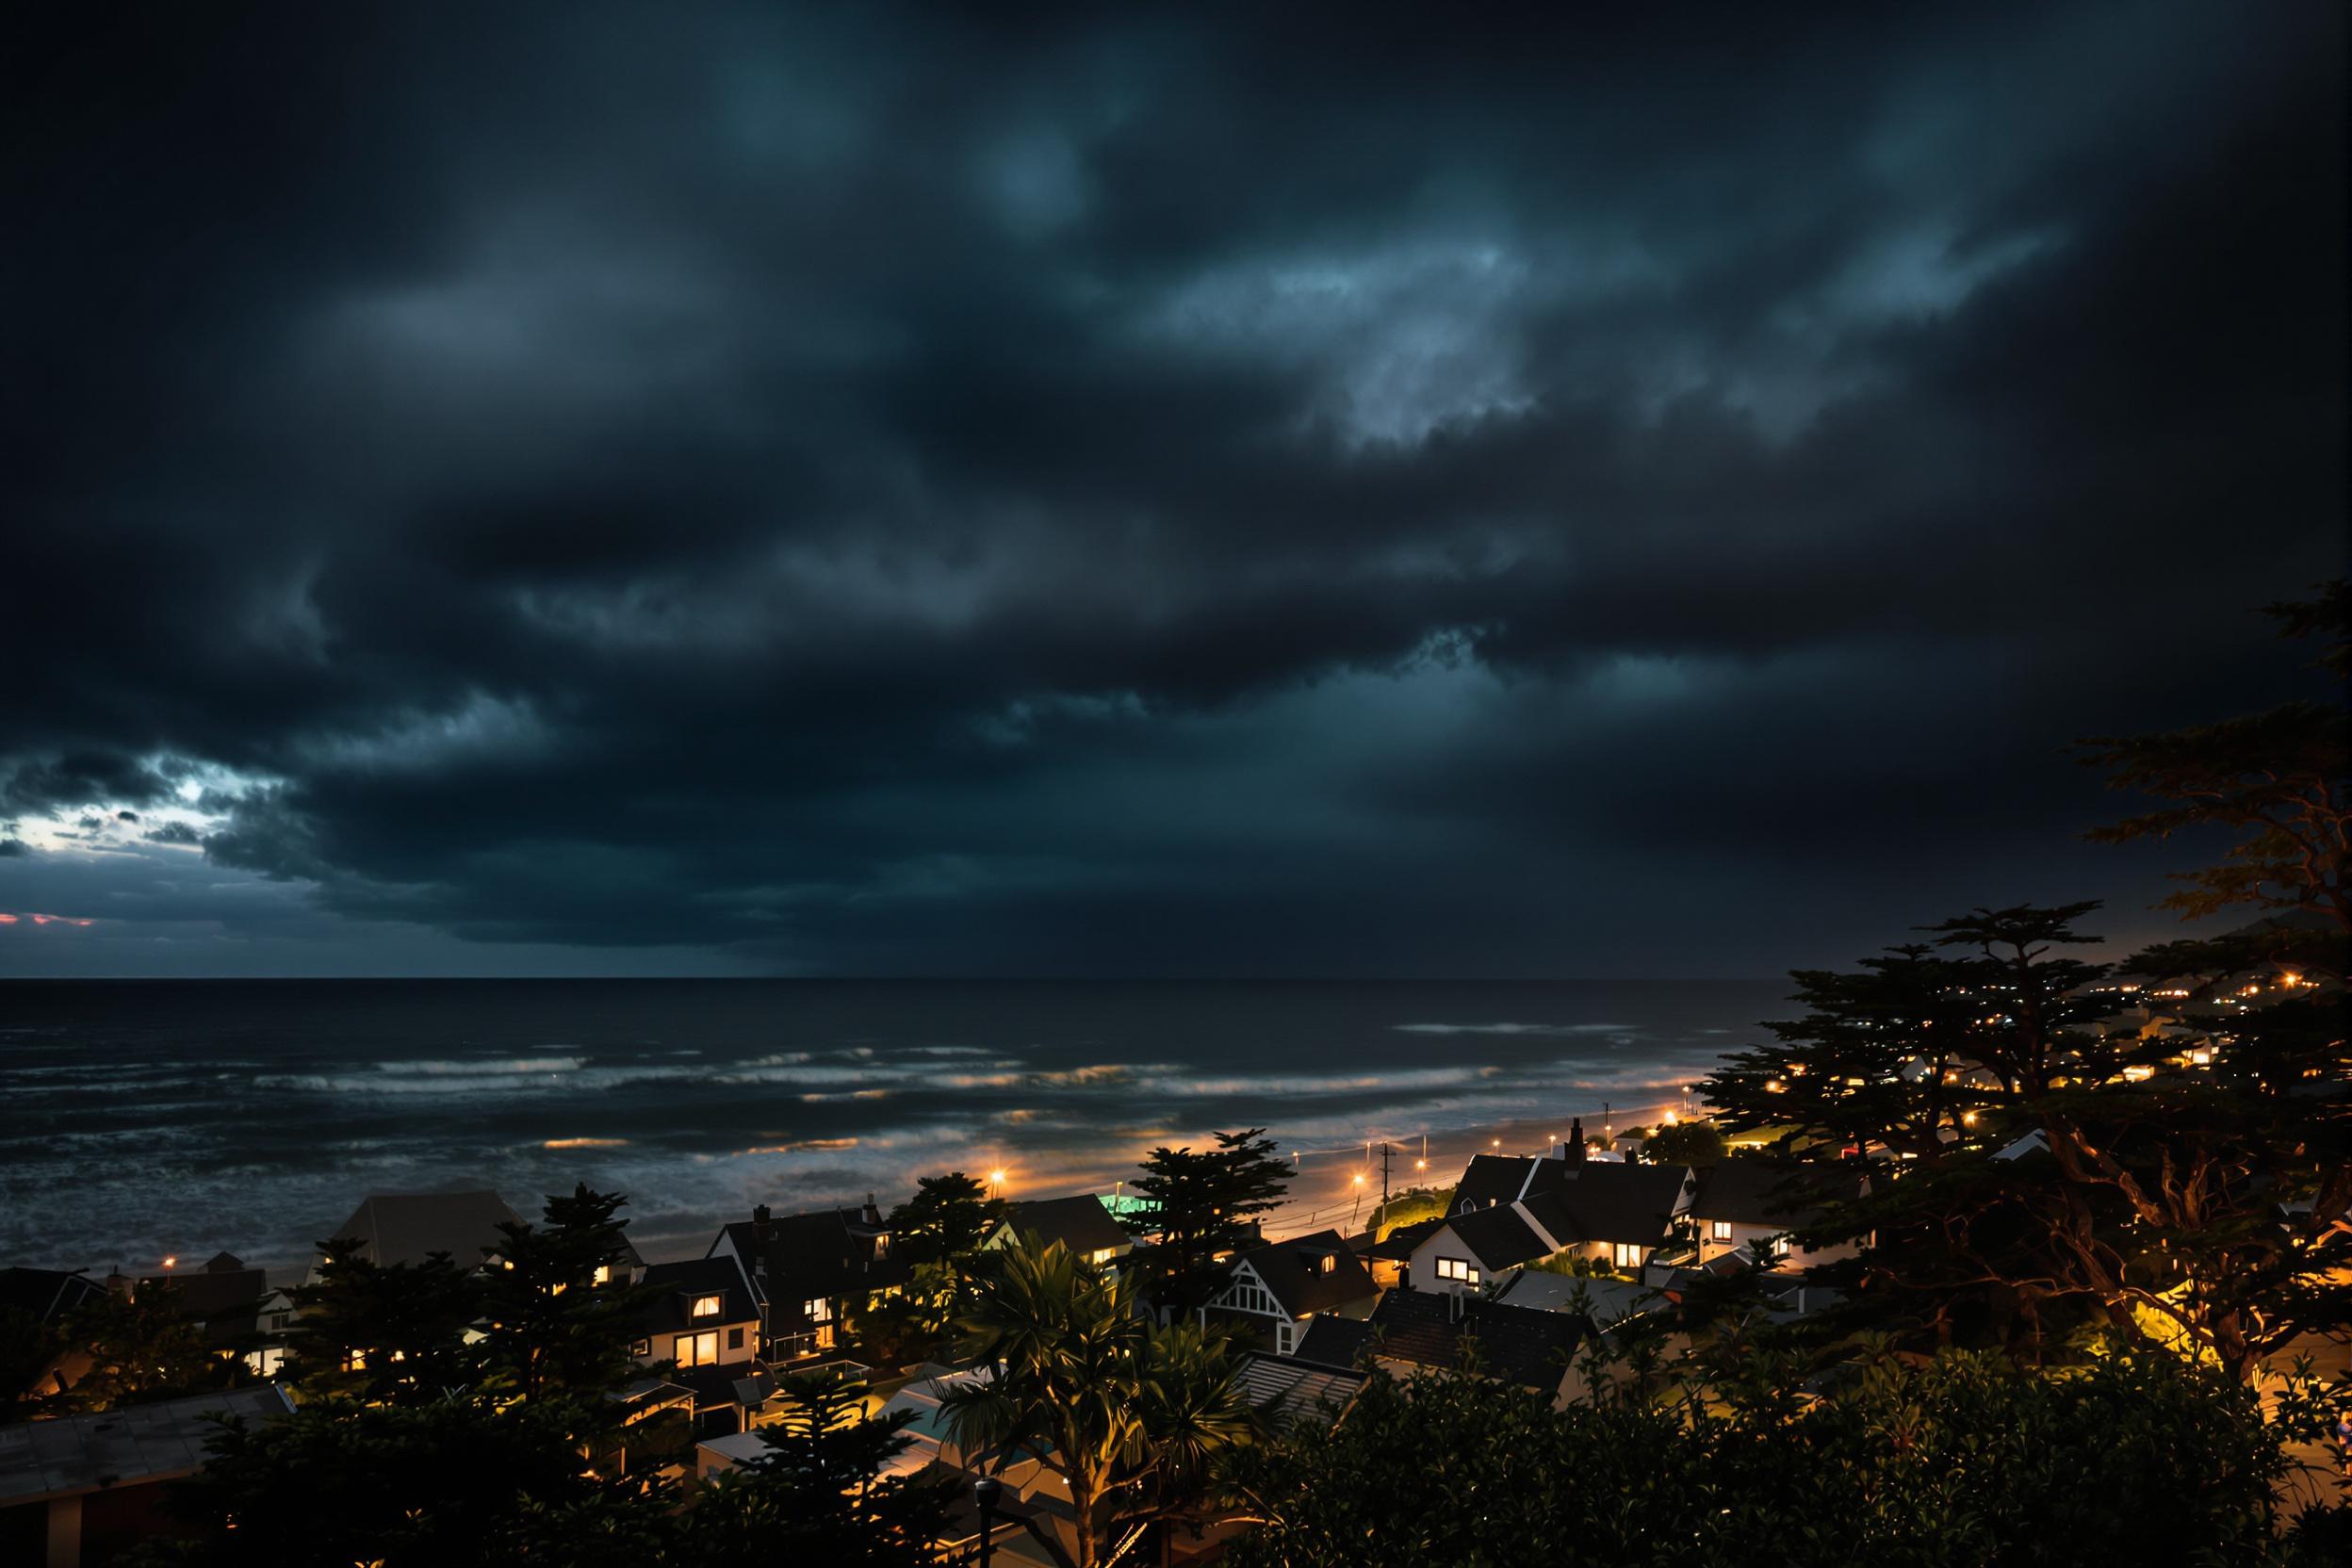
left=1119, top=1127, right=1290, bottom=1313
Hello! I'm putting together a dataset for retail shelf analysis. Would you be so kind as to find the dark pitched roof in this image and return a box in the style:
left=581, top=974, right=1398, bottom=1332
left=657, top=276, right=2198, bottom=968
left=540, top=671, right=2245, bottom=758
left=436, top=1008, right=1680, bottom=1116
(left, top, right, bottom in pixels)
left=1236, top=1348, right=1368, bottom=1430
left=1360, top=1288, right=1585, bottom=1392
left=671, top=1361, right=760, bottom=1413
left=1554, top=1162, right=1691, bottom=1248
left=1291, top=1315, right=1376, bottom=1370
left=1690, top=1159, right=1822, bottom=1229
left=714, top=1207, right=910, bottom=1312
left=1436, top=1204, right=1550, bottom=1272
left=0, top=1268, right=106, bottom=1323
left=133, top=1269, right=275, bottom=1344
left=1450, top=1154, right=1566, bottom=1212
left=323, top=1190, right=523, bottom=1270
left=997, top=1195, right=1128, bottom=1256
left=633, top=1255, right=760, bottom=1335
left=1231, top=1229, right=1377, bottom=1318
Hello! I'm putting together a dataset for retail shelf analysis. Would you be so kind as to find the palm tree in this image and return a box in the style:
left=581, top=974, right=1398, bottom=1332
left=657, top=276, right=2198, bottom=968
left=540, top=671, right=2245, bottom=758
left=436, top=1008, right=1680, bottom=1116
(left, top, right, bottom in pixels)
left=941, top=1233, right=1257, bottom=1567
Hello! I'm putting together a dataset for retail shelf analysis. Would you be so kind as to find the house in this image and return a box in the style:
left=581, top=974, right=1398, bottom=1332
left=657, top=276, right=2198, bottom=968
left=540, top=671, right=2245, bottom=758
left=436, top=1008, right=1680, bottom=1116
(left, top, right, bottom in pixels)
left=1233, top=1348, right=1368, bottom=1431
left=1686, top=1159, right=1862, bottom=1266
left=1203, top=1229, right=1377, bottom=1355
left=313, top=1189, right=529, bottom=1276
left=982, top=1195, right=1132, bottom=1268
left=0, top=1383, right=295, bottom=1568
left=1363, top=1217, right=1442, bottom=1290
left=130, top=1254, right=292, bottom=1378
left=708, top=1200, right=909, bottom=1363
left=1292, top=1288, right=1586, bottom=1407
left=1411, top=1158, right=1694, bottom=1290
left=626, top=1254, right=764, bottom=1432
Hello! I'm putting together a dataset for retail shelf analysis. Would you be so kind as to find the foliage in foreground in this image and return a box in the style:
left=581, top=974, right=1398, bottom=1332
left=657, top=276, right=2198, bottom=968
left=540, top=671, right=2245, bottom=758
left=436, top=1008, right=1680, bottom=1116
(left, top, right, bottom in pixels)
left=944, top=1233, right=1261, bottom=1568
left=129, top=1366, right=960, bottom=1567
left=1224, top=1346, right=2341, bottom=1568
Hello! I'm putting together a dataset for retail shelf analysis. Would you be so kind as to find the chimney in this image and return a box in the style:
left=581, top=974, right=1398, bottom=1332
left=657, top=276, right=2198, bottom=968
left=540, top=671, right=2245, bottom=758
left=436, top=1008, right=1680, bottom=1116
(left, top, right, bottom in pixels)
left=862, top=1193, right=883, bottom=1228
left=1567, top=1118, right=1586, bottom=1165
left=753, top=1204, right=773, bottom=1245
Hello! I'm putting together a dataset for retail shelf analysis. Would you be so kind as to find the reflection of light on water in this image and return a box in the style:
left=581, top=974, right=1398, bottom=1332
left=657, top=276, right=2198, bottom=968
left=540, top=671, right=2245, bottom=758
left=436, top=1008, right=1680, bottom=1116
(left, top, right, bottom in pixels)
left=733, top=1137, right=858, bottom=1155
left=543, top=1136, right=629, bottom=1149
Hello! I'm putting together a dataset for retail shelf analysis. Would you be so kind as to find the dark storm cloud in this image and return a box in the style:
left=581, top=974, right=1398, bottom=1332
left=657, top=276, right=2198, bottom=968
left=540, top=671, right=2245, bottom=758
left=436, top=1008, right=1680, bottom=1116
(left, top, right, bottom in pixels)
left=0, top=1, right=2342, bottom=975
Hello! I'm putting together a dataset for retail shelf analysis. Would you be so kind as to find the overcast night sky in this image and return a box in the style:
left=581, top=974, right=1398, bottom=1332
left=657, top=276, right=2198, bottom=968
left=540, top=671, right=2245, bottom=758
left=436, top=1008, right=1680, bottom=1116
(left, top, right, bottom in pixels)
left=2, top=2, right=2344, bottom=979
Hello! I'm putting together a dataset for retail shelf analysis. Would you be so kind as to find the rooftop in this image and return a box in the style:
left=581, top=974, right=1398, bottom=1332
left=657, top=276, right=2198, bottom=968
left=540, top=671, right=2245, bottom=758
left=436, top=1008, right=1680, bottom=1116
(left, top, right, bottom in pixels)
left=993, top=1194, right=1129, bottom=1256
left=0, top=1384, right=296, bottom=1506
left=1231, top=1228, right=1377, bottom=1318
left=319, top=1189, right=523, bottom=1272
left=1234, top=1348, right=1368, bottom=1430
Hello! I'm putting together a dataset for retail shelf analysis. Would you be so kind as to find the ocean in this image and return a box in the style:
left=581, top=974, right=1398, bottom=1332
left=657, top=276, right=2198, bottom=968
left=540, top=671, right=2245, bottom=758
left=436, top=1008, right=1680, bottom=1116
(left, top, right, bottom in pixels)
left=0, top=978, right=1788, bottom=1279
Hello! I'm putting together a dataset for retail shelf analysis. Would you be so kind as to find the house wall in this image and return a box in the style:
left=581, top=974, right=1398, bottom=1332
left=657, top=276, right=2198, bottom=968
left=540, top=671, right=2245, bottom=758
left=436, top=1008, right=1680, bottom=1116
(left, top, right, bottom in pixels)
left=637, top=1316, right=760, bottom=1371
left=1407, top=1226, right=1491, bottom=1295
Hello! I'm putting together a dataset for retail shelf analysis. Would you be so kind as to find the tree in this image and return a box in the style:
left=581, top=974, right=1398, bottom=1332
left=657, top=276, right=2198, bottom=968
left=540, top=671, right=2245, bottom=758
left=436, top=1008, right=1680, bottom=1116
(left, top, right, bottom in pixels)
left=1370, top=1184, right=1451, bottom=1238
left=1120, top=1128, right=1289, bottom=1314
left=1643, top=1119, right=1727, bottom=1167
left=478, top=1184, right=647, bottom=1416
left=2079, top=580, right=2348, bottom=941
left=680, top=1366, right=957, bottom=1566
left=853, top=1171, right=1010, bottom=1365
left=282, top=1238, right=482, bottom=1404
left=1222, top=1346, right=2303, bottom=1566
left=1706, top=900, right=2352, bottom=1377
left=887, top=1171, right=1004, bottom=1265
left=942, top=1234, right=1257, bottom=1568
left=41, top=1284, right=230, bottom=1413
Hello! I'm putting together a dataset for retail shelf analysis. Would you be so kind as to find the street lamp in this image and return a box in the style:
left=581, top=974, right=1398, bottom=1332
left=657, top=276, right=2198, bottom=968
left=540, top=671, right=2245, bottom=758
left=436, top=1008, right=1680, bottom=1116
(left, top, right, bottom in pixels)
left=972, top=1476, right=1002, bottom=1567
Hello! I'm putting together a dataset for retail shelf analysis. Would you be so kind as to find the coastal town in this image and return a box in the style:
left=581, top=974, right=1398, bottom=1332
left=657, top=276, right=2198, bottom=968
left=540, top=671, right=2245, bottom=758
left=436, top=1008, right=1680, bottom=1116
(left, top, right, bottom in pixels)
left=6, top=1, right=2346, bottom=1561
left=6, top=939, right=2345, bottom=1565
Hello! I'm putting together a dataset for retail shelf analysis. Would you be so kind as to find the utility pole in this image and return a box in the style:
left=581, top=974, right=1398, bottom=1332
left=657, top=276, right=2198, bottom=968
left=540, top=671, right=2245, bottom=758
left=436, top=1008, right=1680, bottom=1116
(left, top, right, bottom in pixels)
left=1378, top=1141, right=1394, bottom=1206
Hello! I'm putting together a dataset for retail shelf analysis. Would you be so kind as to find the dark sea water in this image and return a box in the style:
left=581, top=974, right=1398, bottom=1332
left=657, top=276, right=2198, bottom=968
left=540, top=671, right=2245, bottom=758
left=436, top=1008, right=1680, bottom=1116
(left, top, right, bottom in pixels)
left=0, top=978, right=1788, bottom=1278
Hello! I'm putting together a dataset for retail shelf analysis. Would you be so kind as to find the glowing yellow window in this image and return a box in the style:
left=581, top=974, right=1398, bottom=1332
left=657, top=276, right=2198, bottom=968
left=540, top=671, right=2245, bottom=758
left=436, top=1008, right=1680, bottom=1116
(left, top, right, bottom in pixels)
left=691, top=1294, right=723, bottom=1318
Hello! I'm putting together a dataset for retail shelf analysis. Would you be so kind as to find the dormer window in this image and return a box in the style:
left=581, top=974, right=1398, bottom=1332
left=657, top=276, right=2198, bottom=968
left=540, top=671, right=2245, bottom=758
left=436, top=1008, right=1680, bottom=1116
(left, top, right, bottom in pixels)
left=691, top=1294, right=723, bottom=1318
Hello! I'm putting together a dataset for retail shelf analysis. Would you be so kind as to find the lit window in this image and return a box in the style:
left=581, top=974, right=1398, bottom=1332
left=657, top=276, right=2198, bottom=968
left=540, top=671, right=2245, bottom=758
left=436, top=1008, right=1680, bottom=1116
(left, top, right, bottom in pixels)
left=593, top=1265, right=611, bottom=1285
left=692, top=1295, right=722, bottom=1318
left=676, top=1331, right=719, bottom=1367
left=803, top=1298, right=828, bottom=1320
left=1435, top=1257, right=1478, bottom=1284
left=1089, top=1248, right=1118, bottom=1266
left=630, top=1338, right=651, bottom=1357
left=1710, top=1220, right=1733, bottom=1243
left=1612, top=1242, right=1643, bottom=1270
